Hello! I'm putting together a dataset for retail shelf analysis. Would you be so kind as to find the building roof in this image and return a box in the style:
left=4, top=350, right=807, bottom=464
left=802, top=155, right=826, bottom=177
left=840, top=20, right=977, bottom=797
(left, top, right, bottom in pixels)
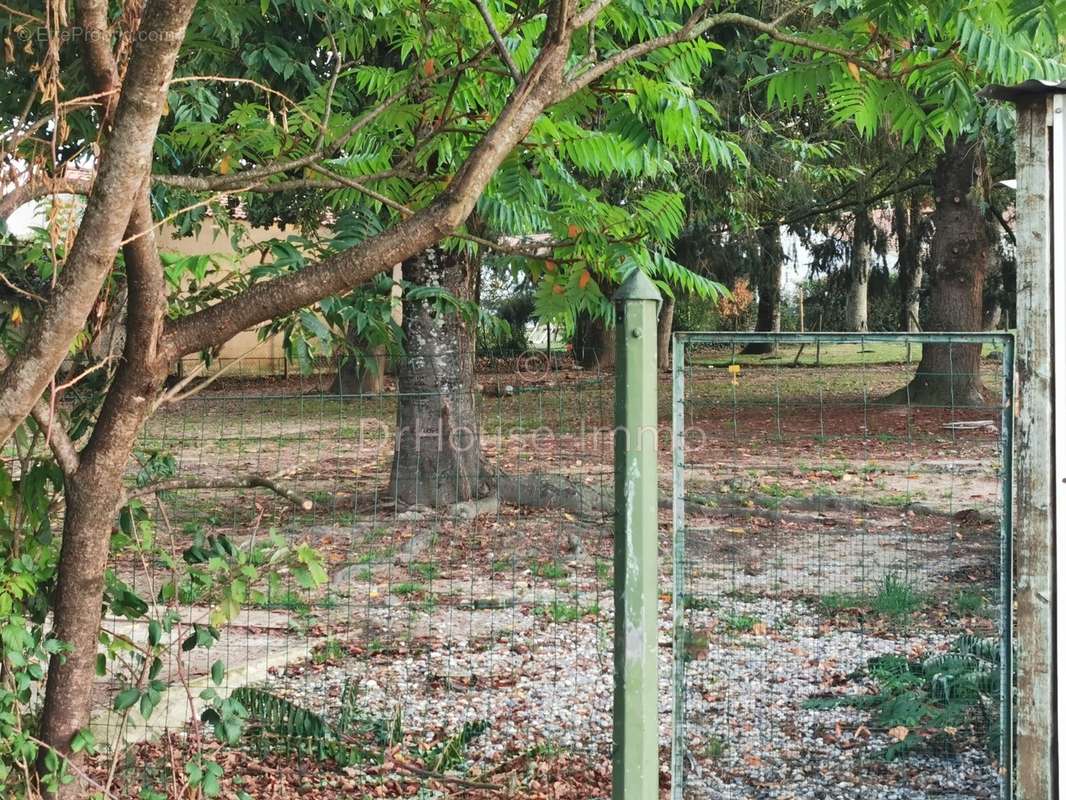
left=980, top=80, right=1066, bottom=102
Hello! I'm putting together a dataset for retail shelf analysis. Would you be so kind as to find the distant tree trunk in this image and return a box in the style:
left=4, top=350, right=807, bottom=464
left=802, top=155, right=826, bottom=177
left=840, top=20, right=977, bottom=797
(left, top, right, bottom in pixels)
left=657, top=296, right=675, bottom=370
left=331, top=335, right=386, bottom=395
left=894, top=195, right=926, bottom=332
left=389, top=247, right=490, bottom=506
left=889, top=138, right=990, bottom=406
left=845, top=208, right=872, bottom=332
left=572, top=311, right=615, bottom=369
left=744, top=224, right=784, bottom=354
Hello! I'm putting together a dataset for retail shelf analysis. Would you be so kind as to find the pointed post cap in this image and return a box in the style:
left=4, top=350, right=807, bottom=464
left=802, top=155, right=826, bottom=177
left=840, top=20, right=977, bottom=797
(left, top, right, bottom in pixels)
left=613, top=269, right=662, bottom=304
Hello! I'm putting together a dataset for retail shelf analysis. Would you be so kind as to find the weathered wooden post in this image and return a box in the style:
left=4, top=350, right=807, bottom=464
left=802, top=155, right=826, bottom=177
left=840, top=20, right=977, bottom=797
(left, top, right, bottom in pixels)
left=613, top=270, right=661, bottom=800
left=983, top=79, right=1065, bottom=800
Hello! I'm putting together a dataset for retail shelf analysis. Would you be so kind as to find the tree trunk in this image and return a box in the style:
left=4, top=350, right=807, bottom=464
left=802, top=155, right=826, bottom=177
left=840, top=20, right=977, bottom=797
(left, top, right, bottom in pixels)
left=572, top=312, right=615, bottom=369
left=894, top=195, right=926, bottom=332
left=389, top=247, right=490, bottom=506
left=845, top=208, right=872, bottom=332
left=890, top=139, right=989, bottom=406
left=40, top=198, right=169, bottom=791
left=743, top=224, right=784, bottom=354
left=331, top=337, right=386, bottom=395
left=657, top=296, right=675, bottom=370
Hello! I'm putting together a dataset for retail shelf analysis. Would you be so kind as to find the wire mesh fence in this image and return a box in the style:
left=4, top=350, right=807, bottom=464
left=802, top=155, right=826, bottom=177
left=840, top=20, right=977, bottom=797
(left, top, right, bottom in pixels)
left=671, top=333, right=1013, bottom=800
left=87, top=351, right=623, bottom=798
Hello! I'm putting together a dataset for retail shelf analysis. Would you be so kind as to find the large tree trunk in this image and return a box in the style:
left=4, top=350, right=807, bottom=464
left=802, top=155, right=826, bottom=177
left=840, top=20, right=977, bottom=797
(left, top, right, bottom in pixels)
left=40, top=199, right=169, bottom=792
left=845, top=208, right=872, bottom=332
left=389, top=247, right=490, bottom=506
left=657, top=296, right=675, bottom=371
left=894, top=195, right=926, bottom=332
left=890, top=139, right=990, bottom=406
left=572, top=312, right=615, bottom=369
left=743, top=224, right=784, bottom=354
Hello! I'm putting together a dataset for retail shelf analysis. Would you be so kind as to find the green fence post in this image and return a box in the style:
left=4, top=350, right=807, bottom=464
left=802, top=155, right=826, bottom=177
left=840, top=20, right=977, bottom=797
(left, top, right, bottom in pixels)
left=613, top=270, right=661, bottom=800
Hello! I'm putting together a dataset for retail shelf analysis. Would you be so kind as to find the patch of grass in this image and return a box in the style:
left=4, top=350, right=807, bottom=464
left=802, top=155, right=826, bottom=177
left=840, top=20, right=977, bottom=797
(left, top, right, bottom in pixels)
left=391, top=582, right=425, bottom=597
left=531, top=560, right=568, bottom=580
left=818, top=576, right=925, bottom=621
left=409, top=562, right=441, bottom=581
left=312, top=638, right=346, bottom=664
left=491, top=557, right=516, bottom=573
left=702, top=736, right=728, bottom=760
left=880, top=492, right=915, bottom=507
left=595, top=559, right=613, bottom=585
left=760, top=482, right=801, bottom=498
left=871, top=574, right=925, bottom=619
left=953, top=590, right=987, bottom=616
left=254, top=589, right=311, bottom=613
left=819, top=592, right=861, bottom=614
left=356, top=547, right=394, bottom=565
left=537, top=600, right=599, bottom=623
left=683, top=595, right=717, bottom=612
left=722, top=614, right=760, bottom=633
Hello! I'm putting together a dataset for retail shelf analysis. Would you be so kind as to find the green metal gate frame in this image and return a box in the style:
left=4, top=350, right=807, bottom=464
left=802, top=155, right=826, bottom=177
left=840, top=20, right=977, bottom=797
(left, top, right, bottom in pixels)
left=669, top=331, right=1015, bottom=800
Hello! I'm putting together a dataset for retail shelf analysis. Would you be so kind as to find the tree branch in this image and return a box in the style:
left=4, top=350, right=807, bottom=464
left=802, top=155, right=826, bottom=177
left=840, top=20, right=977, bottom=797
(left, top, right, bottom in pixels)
left=0, top=176, right=94, bottom=222
left=0, top=350, right=79, bottom=476
left=160, top=34, right=574, bottom=360
left=565, top=5, right=890, bottom=93
left=151, top=41, right=499, bottom=194
left=471, top=0, right=522, bottom=82
left=125, top=475, right=314, bottom=510
left=0, top=0, right=198, bottom=447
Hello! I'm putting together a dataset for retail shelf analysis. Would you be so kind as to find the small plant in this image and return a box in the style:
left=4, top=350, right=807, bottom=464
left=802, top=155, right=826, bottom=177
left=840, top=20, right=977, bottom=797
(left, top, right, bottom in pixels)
left=531, top=560, right=568, bottom=580
left=409, top=561, right=441, bottom=581
left=683, top=595, right=717, bottom=612
left=391, top=582, right=424, bottom=596
left=491, top=557, right=516, bottom=573
left=953, top=590, right=987, bottom=616
left=595, top=559, right=613, bottom=584
left=722, top=614, right=760, bottom=633
left=702, top=735, right=728, bottom=759
left=254, top=589, right=311, bottom=614
left=537, top=600, right=598, bottom=623
left=804, top=635, right=1001, bottom=759
left=313, top=638, right=347, bottom=664
left=871, top=575, right=925, bottom=619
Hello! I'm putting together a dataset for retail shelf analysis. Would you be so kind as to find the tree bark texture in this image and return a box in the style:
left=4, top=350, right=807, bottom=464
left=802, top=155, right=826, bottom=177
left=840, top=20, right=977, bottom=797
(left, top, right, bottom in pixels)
left=744, top=224, right=784, bottom=354
left=39, top=197, right=170, bottom=788
left=657, top=296, right=675, bottom=370
left=845, top=208, right=872, bottom=332
left=389, top=247, right=490, bottom=506
left=572, top=312, right=615, bottom=369
left=894, top=195, right=926, bottom=332
left=894, top=138, right=990, bottom=406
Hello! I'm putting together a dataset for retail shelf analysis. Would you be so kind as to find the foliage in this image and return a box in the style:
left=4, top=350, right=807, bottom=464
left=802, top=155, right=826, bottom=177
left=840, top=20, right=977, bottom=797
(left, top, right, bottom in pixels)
left=230, top=681, right=488, bottom=773
left=804, top=635, right=1001, bottom=759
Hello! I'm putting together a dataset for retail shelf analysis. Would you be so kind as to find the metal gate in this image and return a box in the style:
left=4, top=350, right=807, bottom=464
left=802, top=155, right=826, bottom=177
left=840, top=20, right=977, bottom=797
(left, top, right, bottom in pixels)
left=671, top=332, right=1013, bottom=800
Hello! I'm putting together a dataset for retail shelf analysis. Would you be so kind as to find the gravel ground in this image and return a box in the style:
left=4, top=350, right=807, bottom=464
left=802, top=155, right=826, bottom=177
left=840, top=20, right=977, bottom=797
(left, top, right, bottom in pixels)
left=258, top=594, right=1000, bottom=799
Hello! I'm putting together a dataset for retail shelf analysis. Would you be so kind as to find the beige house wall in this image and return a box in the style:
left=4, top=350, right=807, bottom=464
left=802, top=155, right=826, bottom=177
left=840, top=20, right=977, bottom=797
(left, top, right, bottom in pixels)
left=164, top=223, right=402, bottom=378
left=165, top=223, right=288, bottom=376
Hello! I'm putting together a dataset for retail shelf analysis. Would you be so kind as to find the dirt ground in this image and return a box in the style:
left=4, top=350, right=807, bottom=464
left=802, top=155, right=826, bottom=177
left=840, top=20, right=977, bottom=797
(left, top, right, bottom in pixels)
left=88, top=355, right=1010, bottom=799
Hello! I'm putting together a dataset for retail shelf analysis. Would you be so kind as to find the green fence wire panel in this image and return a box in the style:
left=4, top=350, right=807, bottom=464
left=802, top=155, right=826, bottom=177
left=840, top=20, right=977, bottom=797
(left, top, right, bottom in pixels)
left=85, top=350, right=620, bottom=798
left=671, top=332, right=1013, bottom=800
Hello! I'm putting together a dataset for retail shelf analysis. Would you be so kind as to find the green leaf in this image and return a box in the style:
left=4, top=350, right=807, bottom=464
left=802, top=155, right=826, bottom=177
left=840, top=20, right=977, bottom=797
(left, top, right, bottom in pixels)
left=113, top=688, right=140, bottom=711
